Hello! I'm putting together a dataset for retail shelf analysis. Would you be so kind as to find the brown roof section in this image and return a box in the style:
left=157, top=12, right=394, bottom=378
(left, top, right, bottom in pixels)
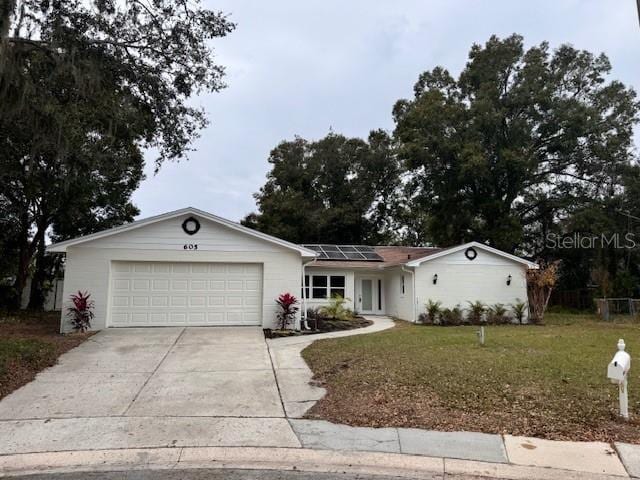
left=309, top=246, right=443, bottom=269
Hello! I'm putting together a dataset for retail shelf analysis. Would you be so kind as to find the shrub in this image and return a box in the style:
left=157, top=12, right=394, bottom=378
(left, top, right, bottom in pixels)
left=275, top=293, right=299, bottom=330
left=488, top=303, right=509, bottom=324
left=423, top=299, right=442, bottom=325
left=466, top=301, right=486, bottom=325
left=66, top=291, right=95, bottom=332
left=319, top=295, right=354, bottom=321
left=527, top=261, right=560, bottom=324
left=440, top=305, right=463, bottom=326
left=510, top=299, right=528, bottom=324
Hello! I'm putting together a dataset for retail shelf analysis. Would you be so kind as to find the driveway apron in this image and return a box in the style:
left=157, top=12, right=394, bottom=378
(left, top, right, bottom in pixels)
left=0, top=326, right=300, bottom=454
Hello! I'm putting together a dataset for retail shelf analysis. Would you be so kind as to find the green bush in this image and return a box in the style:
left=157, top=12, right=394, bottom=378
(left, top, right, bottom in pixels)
left=488, top=303, right=509, bottom=324
left=420, top=299, right=442, bottom=325
left=510, top=299, right=528, bottom=324
left=319, top=295, right=354, bottom=321
left=466, top=301, right=486, bottom=325
left=440, top=305, right=463, bottom=326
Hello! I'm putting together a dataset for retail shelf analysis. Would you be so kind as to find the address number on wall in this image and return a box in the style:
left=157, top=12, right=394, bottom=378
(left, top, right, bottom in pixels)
left=183, top=244, right=198, bottom=250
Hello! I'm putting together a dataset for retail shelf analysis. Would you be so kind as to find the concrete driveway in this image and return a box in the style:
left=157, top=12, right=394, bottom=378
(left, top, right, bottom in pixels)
left=0, top=327, right=282, bottom=419
left=0, top=327, right=301, bottom=454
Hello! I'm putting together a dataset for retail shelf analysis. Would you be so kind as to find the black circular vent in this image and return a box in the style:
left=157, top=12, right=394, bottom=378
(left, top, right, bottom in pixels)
left=182, top=216, right=200, bottom=235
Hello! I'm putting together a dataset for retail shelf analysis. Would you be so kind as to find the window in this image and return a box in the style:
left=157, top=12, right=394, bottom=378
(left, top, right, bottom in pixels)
left=302, top=275, right=309, bottom=299
left=330, top=276, right=345, bottom=298
left=312, top=275, right=328, bottom=299
left=401, top=275, right=405, bottom=295
left=310, top=275, right=346, bottom=299
left=378, top=279, right=382, bottom=310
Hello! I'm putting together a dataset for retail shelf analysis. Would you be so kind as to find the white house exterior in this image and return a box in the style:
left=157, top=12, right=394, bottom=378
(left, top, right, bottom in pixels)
left=303, top=243, right=536, bottom=322
left=47, top=208, right=317, bottom=331
left=48, top=207, right=537, bottom=331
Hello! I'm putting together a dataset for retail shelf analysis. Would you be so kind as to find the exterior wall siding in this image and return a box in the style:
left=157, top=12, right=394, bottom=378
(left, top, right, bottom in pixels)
left=58, top=214, right=303, bottom=331
left=383, top=267, right=415, bottom=322
left=414, top=249, right=529, bottom=321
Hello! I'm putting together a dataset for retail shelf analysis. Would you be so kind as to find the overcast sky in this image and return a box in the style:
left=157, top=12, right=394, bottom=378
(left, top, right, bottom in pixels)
left=131, top=0, right=640, bottom=222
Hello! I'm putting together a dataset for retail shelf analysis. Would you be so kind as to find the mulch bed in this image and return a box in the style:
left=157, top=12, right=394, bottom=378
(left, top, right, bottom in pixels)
left=265, top=317, right=372, bottom=338
left=0, top=311, right=93, bottom=399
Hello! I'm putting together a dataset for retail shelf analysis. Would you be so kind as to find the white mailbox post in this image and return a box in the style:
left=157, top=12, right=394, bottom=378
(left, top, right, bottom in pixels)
left=607, top=339, right=631, bottom=420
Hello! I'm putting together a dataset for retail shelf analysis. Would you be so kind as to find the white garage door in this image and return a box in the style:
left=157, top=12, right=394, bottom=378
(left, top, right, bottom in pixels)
left=109, top=261, right=263, bottom=327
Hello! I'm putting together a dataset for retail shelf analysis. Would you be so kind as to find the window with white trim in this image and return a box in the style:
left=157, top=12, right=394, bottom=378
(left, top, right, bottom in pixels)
left=400, top=275, right=405, bottom=295
left=309, top=275, right=346, bottom=299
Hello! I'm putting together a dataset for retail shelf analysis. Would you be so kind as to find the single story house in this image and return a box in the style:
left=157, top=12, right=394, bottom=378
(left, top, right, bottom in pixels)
left=47, top=207, right=537, bottom=331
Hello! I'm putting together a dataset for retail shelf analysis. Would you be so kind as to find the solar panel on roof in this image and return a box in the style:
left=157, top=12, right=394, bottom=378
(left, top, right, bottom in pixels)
left=301, top=244, right=383, bottom=262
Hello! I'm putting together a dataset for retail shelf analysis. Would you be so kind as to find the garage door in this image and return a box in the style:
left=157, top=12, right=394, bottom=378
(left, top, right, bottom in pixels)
left=109, top=261, right=262, bottom=327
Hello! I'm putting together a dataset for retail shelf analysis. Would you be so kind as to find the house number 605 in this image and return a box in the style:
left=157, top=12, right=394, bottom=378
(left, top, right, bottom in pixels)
left=183, top=244, right=198, bottom=250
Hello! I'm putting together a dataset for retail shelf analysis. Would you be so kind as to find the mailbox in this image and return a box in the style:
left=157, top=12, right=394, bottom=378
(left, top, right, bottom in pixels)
left=607, top=338, right=631, bottom=420
left=608, top=339, right=631, bottom=384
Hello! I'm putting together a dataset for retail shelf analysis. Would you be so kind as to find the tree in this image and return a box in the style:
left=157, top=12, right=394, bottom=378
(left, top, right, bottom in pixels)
left=244, top=131, right=400, bottom=244
left=1, top=0, right=234, bottom=308
left=393, top=34, right=639, bottom=255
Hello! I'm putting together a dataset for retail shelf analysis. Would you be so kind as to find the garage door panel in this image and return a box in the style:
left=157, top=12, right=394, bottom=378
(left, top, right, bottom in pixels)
left=110, top=261, right=263, bottom=327
left=190, top=280, right=207, bottom=290
left=151, top=296, right=168, bottom=307
left=152, top=279, right=170, bottom=290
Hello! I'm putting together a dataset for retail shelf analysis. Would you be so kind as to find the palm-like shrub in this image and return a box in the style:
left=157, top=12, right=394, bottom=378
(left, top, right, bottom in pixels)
left=319, top=295, right=354, bottom=321
left=466, top=301, right=486, bottom=325
left=510, top=299, right=528, bottom=324
left=440, top=304, right=463, bottom=326
left=66, top=291, right=95, bottom=332
left=276, top=293, right=299, bottom=330
left=488, top=303, right=509, bottom=324
left=421, top=299, right=442, bottom=325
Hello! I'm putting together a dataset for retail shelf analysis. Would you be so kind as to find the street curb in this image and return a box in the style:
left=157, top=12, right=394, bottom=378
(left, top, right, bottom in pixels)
left=0, top=446, right=630, bottom=479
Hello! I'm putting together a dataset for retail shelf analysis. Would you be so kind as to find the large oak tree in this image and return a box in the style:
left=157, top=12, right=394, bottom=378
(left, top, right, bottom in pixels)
left=243, top=131, right=400, bottom=245
left=393, top=34, right=639, bottom=255
left=0, top=0, right=234, bottom=308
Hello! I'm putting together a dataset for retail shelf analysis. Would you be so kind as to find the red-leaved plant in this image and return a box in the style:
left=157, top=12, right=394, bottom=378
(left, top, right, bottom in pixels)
left=67, top=291, right=95, bottom=332
left=275, top=293, right=299, bottom=330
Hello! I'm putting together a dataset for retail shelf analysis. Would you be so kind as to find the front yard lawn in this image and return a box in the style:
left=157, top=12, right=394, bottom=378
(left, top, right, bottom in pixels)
left=0, top=311, right=92, bottom=399
left=301, top=313, right=640, bottom=443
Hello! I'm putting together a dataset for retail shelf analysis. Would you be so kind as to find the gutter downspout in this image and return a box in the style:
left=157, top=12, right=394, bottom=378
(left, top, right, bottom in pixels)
left=401, top=264, right=417, bottom=323
left=300, top=258, right=316, bottom=330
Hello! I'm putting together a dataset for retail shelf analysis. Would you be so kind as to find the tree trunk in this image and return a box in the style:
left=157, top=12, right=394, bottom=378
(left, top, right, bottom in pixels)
left=27, top=225, right=47, bottom=310
left=11, top=212, right=37, bottom=310
left=12, top=235, right=31, bottom=310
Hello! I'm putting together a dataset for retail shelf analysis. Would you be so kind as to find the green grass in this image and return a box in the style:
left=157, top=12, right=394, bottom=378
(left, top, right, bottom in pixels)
left=302, top=313, right=640, bottom=443
left=0, top=338, right=56, bottom=378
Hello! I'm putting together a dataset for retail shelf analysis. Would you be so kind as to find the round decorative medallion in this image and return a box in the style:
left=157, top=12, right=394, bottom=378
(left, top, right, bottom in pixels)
left=464, top=247, right=477, bottom=261
left=182, top=216, right=200, bottom=236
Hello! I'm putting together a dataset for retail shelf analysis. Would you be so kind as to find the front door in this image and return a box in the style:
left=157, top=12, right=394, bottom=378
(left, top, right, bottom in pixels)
left=357, top=276, right=383, bottom=314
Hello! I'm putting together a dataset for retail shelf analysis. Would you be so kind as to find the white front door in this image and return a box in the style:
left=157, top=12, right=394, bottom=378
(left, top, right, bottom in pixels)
left=356, top=276, right=384, bottom=314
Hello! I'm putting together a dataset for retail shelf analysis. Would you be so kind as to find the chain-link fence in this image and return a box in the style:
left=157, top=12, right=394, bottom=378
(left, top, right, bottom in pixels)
left=595, top=298, right=640, bottom=321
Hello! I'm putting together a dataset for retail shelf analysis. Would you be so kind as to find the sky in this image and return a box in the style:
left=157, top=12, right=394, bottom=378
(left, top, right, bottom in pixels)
left=131, top=0, right=640, bottom=222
